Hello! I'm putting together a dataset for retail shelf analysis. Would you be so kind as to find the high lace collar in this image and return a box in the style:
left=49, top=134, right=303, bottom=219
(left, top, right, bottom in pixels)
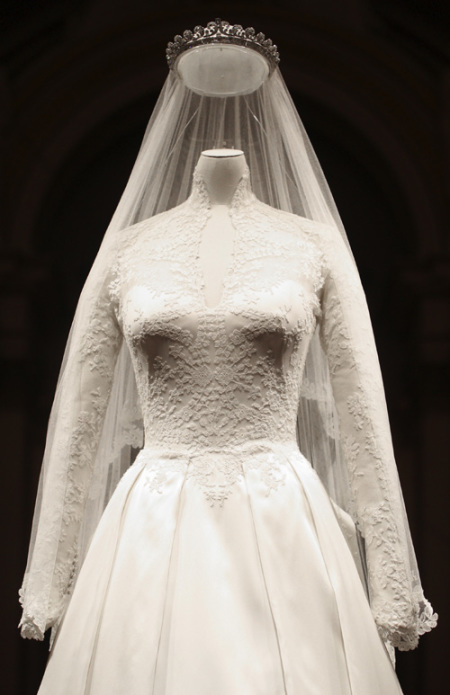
left=189, top=163, right=255, bottom=212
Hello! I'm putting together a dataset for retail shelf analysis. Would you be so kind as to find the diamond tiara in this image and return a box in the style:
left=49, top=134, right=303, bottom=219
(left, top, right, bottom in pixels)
left=166, top=18, right=280, bottom=71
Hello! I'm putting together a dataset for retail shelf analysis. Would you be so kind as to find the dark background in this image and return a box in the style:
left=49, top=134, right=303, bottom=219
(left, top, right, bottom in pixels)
left=1, top=1, right=449, bottom=693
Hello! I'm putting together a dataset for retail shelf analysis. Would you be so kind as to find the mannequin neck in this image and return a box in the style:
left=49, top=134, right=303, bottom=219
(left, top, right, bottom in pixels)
left=195, top=149, right=247, bottom=206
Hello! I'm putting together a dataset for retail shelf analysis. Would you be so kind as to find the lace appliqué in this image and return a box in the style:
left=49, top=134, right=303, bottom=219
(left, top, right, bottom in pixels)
left=141, top=445, right=288, bottom=507
left=19, top=275, right=123, bottom=638
left=112, top=173, right=325, bottom=465
left=319, top=228, right=438, bottom=648
left=21, top=166, right=437, bottom=652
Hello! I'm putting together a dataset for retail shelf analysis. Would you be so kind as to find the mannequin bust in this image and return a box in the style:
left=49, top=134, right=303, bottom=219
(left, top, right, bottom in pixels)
left=196, top=148, right=247, bottom=308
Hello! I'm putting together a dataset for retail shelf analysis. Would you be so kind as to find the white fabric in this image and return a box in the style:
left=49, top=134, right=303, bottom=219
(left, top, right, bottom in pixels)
left=19, top=34, right=436, bottom=674
left=19, top=54, right=369, bottom=633
left=39, top=448, right=403, bottom=695
left=34, top=171, right=406, bottom=694
left=22, top=62, right=368, bottom=641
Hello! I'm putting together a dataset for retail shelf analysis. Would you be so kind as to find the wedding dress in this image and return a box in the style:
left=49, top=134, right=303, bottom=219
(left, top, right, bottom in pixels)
left=28, top=164, right=413, bottom=694
left=19, top=19, right=437, bottom=695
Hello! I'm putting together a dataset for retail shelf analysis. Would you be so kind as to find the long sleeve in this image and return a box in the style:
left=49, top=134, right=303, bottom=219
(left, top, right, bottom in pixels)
left=318, top=228, right=437, bottom=651
left=19, top=239, right=123, bottom=641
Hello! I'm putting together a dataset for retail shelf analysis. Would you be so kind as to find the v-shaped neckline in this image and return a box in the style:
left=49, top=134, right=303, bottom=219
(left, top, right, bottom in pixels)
left=196, top=207, right=240, bottom=312
left=188, top=166, right=254, bottom=313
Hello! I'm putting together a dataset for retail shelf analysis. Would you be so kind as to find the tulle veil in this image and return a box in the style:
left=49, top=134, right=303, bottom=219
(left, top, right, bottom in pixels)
left=19, top=20, right=435, bottom=652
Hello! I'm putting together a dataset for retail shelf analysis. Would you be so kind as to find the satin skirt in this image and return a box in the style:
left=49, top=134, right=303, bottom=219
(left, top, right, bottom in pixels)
left=38, top=442, right=403, bottom=694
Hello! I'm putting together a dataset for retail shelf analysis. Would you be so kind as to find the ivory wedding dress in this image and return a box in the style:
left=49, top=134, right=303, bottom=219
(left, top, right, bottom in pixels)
left=31, top=166, right=410, bottom=694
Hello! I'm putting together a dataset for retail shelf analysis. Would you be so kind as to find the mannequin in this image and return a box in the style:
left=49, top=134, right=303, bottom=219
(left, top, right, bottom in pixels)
left=20, top=145, right=429, bottom=694
left=19, top=20, right=436, bottom=695
left=196, top=149, right=247, bottom=204
left=196, top=149, right=246, bottom=308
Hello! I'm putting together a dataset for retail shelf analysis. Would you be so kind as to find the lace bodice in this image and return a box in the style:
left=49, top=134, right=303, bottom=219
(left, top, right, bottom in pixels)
left=112, top=174, right=323, bottom=453
left=19, top=171, right=437, bottom=651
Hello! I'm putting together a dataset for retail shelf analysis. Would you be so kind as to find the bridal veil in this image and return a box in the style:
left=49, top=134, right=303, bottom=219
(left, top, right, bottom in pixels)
left=19, top=19, right=436, bottom=652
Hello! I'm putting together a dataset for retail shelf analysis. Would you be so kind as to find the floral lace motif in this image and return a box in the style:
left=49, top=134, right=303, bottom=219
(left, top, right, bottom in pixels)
left=19, top=168, right=436, bottom=652
left=19, top=268, right=123, bottom=638
left=319, top=229, right=437, bottom=648
left=113, top=172, right=324, bottom=463
left=141, top=444, right=289, bottom=507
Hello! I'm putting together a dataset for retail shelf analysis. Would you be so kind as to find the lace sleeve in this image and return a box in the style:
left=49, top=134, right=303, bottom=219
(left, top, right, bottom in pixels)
left=318, top=228, right=437, bottom=651
left=18, top=237, right=123, bottom=641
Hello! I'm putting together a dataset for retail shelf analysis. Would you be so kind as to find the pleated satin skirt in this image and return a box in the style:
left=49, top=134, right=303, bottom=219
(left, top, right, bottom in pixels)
left=38, top=443, right=403, bottom=694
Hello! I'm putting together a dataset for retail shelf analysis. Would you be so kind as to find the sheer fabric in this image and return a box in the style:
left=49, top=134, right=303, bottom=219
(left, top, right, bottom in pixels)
left=31, top=171, right=407, bottom=694
left=19, top=29, right=436, bottom=664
